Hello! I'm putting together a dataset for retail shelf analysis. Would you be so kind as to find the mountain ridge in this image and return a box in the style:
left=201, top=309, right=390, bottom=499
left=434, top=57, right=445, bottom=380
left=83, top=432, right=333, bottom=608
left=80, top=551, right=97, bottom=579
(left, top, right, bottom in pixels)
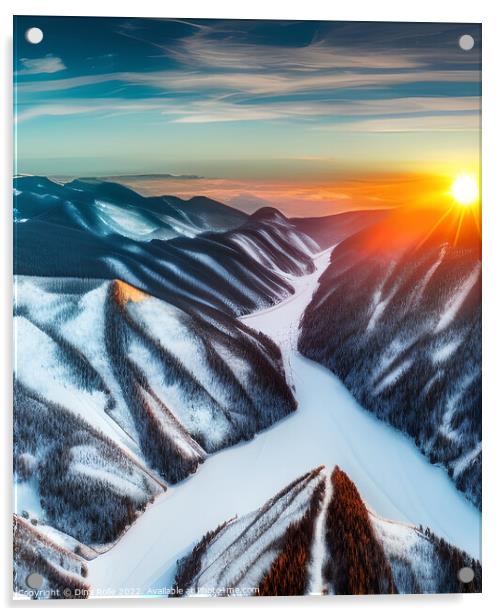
left=299, top=205, right=481, bottom=507
left=175, top=466, right=481, bottom=596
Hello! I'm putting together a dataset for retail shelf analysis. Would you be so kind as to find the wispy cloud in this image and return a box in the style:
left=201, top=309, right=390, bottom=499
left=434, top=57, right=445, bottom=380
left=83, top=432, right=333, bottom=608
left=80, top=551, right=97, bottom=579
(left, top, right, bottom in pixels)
left=14, top=99, right=173, bottom=123
left=15, top=67, right=480, bottom=97
left=165, top=36, right=427, bottom=71
left=325, top=114, right=480, bottom=133
left=166, top=96, right=480, bottom=124
left=15, top=103, right=98, bottom=123
left=17, top=55, right=66, bottom=75
left=14, top=16, right=481, bottom=185
left=156, top=21, right=480, bottom=72
left=17, top=96, right=480, bottom=129
left=15, top=21, right=480, bottom=129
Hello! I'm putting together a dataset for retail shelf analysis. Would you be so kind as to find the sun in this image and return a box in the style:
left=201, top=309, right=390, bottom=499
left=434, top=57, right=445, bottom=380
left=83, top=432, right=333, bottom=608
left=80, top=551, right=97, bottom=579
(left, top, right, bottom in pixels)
left=450, top=173, right=479, bottom=206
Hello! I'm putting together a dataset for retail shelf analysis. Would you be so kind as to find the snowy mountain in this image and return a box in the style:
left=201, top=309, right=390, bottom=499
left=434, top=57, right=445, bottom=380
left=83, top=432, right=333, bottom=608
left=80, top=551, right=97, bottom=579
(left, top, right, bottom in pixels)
left=14, top=179, right=317, bottom=316
left=14, top=176, right=247, bottom=239
left=299, top=206, right=481, bottom=507
left=13, top=180, right=322, bottom=596
left=13, top=180, right=481, bottom=599
left=14, top=276, right=296, bottom=545
left=175, top=466, right=481, bottom=596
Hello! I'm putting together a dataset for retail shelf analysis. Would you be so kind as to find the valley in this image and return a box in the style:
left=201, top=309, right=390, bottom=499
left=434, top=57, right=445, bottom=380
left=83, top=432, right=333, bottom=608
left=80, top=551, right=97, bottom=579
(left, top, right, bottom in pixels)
left=12, top=178, right=482, bottom=598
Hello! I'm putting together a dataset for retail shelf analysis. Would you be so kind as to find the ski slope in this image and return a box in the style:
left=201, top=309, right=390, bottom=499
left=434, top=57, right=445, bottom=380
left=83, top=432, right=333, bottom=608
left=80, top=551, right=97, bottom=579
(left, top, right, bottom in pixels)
left=86, top=247, right=481, bottom=598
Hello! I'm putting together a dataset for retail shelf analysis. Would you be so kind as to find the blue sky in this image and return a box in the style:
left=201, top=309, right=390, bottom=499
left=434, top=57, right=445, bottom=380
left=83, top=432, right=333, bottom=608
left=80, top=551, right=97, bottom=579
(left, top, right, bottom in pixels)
left=14, top=16, right=481, bottom=210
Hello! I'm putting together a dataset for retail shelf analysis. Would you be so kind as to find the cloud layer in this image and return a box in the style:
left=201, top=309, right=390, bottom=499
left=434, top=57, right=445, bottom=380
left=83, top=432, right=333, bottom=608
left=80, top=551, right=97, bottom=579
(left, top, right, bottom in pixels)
left=14, top=17, right=481, bottom=184
left=15, top=19, right=481, bottom=129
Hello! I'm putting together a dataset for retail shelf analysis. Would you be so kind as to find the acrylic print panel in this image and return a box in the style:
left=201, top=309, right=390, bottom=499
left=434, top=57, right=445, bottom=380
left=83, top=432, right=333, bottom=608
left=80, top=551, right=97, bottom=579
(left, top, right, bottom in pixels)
left=13, top=15, right=481, bottom=599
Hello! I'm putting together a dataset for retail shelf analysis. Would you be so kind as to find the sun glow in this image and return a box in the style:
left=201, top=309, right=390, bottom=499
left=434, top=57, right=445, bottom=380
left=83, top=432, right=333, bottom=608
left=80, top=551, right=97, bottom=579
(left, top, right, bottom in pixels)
left=451, top=173, right=479, bottom=206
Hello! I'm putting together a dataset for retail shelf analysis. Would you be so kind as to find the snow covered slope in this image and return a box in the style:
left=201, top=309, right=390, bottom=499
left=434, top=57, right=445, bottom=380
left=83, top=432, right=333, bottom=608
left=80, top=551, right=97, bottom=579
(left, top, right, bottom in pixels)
left=176, top=467, right=325, bottom=597
left=175, top=466, right=481, bottom=596
left=299, top=206, right=481, bottom=507
left=14, top=179, right=317, bottom=316
left=13, top=183, right=481, bottom=599
left=13, top=515, right=91, bottom=600
left=13, top=275, right=295, bottom=555
left=13, top=178, right=322, bottom=598
left=14, top=176, right=247, bottom=240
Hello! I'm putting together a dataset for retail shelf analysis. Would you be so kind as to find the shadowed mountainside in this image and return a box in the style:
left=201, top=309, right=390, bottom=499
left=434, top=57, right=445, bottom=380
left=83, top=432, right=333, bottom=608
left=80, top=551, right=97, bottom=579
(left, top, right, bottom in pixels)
left=14, top=176, right=247, bottom=238
left=14, top=177, right=317, bottom=316
left=299, top=206, right=481, bottom=507
left=292, top=208, right=389, bottom=249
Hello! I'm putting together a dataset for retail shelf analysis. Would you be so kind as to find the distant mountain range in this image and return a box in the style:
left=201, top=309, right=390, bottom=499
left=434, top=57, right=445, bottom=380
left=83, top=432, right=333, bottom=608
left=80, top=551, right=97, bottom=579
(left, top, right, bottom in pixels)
left=14, top=176, right=246, bottom=239
left=14, top=176, right=316, bottom=316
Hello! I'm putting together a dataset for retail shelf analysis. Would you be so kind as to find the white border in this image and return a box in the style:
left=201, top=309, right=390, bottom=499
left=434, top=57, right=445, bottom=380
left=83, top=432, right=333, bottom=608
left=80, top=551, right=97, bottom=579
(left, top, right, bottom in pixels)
left=2, top=1, right=501, bottom=614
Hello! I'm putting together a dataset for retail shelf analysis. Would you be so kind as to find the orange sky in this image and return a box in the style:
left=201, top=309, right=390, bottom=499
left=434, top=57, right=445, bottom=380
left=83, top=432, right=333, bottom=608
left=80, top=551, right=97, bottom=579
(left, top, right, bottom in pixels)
left=119, top=171, right=478, bottom=218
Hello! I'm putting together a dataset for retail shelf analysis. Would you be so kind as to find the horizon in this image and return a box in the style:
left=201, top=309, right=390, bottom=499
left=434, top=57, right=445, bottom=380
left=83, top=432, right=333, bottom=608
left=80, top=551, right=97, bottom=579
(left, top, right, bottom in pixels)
left=14, top=16, right=481, bottom=217
left=14, top=171, right=467, bottom=220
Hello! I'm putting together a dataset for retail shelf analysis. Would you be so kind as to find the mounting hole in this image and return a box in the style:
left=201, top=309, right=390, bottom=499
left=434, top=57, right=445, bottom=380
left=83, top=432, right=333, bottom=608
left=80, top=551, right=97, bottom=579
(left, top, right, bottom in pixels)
left=458, top=34, right=475, bottom=51
left=26, top=572, right=44, bottom=589
left=25, top=27, right=44, bottom=45
left=457, top=566, right=475, bottom=583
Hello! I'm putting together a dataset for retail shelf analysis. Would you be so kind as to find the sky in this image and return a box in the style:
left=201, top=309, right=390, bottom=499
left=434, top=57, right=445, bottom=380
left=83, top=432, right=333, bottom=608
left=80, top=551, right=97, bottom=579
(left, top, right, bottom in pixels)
left=14, top=16, right=481, bottom=215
